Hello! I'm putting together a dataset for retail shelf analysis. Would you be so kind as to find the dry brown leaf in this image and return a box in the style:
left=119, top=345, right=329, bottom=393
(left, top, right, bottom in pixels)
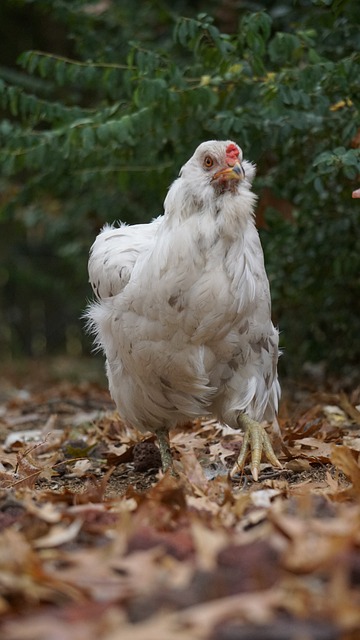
left=0, top=528, right=84, bottom=603
left=22, top=496, right=62, bottom=523
left=250, top=488, right=282, bottom=508
left=343, top=435, right=360, bottom=452
left=51, top=550, right=131, bottom=601
left=331, top=445, right=360, bottom=490
left=1, top=605, right=125, bottom=640
left=105, top=611, right=200, bottom=640
left=178, top=589, right=281, bottom=634
left=180, top=450, right=210, bottom=493
left=294, top=436, right=333, bottom=460
left=190, top=519, right=228, bottom=570
left=339, top=391, right=360, bottom=425
left=2, top=373, right=360, bottom=639
left=33, top=518, right=83, bottom=549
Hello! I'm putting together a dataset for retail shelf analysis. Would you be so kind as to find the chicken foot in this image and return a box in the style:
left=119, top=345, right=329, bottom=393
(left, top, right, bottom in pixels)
left=230, top=413, right=282, bottom=481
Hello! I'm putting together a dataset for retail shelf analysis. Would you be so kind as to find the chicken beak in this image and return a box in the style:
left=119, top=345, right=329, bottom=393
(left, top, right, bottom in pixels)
left=211, top=161, right=245, bottom=183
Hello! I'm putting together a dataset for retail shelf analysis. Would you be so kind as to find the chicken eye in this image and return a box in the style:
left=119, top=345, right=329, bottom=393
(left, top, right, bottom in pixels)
left=204, top=156, right=214, bottom=169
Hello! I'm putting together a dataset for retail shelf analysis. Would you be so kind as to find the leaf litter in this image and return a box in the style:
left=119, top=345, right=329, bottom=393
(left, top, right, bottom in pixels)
left=0, top=369, right=360, bottom=639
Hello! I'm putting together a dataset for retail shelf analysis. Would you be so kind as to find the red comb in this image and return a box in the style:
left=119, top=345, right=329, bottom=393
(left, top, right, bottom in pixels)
left=225, top=143, right=239, bottom=163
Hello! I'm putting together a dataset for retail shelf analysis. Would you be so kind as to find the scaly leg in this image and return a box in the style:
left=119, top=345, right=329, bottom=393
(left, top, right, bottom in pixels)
left=230, top=414, right=282, bottom=481
left=155, top=427, right=177, bottom=476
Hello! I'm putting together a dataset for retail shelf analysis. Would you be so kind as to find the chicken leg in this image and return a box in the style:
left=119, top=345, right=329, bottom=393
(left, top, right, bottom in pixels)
left=230, top=413, right=282, bottom=481
left=155, top=427, right=178, bottom=476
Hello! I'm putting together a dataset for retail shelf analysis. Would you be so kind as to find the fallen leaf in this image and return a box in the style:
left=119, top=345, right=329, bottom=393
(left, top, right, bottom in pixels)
left=33, top=518, right=83, bottom=548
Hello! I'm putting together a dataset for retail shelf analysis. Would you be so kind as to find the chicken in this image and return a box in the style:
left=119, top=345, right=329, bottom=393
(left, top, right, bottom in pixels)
left=86, top=140, right=281, bottom=480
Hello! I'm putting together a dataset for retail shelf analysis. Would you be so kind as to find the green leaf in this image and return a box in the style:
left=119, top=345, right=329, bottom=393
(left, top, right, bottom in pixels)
left=55, top=60, right=67, bottom=86
left=81, top=126, right=96, bottom=152
left=341, top=149, right=359, bottom=167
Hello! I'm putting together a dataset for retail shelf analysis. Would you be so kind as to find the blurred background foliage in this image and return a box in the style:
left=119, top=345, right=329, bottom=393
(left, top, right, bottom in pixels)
left=0, top=0, right=359, bottom=378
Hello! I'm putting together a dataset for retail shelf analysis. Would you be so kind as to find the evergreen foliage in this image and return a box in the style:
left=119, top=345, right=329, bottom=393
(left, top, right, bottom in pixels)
left=0, top=0, right=359, bottom=373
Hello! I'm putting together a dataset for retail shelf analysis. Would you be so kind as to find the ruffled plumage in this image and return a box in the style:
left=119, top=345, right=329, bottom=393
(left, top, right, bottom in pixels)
left=86, top=140, right=281, bottom=476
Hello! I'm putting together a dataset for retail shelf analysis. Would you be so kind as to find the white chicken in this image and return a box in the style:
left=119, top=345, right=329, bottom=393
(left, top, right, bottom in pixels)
left=87, top=140, right=281, bottom=480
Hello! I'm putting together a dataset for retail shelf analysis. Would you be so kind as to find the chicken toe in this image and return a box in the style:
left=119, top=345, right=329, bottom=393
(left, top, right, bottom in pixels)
left=230, top=414, right=282, bottom=481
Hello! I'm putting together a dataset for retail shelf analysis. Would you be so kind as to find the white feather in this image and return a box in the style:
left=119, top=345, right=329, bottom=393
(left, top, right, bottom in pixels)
left=86, top=140, right=280, bottom=435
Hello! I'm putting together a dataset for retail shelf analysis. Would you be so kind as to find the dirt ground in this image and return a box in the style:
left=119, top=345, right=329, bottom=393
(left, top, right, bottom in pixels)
left=0, top=358, right=360, bottom=640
